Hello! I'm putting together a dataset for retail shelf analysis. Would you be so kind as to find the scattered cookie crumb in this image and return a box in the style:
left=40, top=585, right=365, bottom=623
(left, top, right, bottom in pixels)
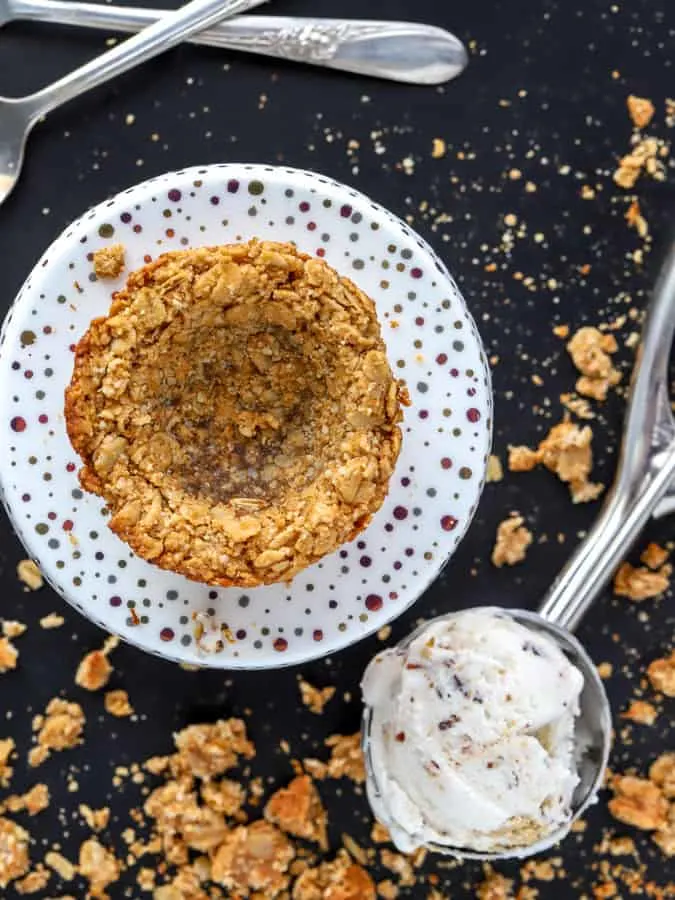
left=371, top=822, right=392, bottom=844
left=75, top=650, right=113, bottom=693
left=298, top=678, right=336, bottom=715
left=92, top=244, right=125, bottom=279
left=79, top=804, right=110, bottom=832
left=476, top=868, right=513, bottom=899
left=29, top=699, right=85, bottom=767
left=78, top=836, right=121, bottom=898
left=0, top=817, right=30, bottom=889
left=566, top=326, right=621, bottom=401
left=486, top=454, right=504, bottom=483
left=325, top=734, right=366, bottom=784
left=614, top=136, right=667, bottom=189
left=0, top=739, right=15, bottom=788
left=647, top=651, right=675, bottom=697
left=44, top=851, right=76, bottom=881
left=431, top=138, right=446, bottom=159
left=75, top=637, right=118, bottom=692
left=0, top=638, right=19, bottom=674
left=609, top=775, right=668, bottom=830
left=39, top=613, right=65, bottom=630
left=293, top=849, right=376, bottom=900
left=16, top=560, right=43, bottom=592
left=560, top=392, right=594, bottom=419
left=265, top=775, right=328, bottom=850
left=14, top=864, right=50, bottom=894
left=641, top=542, right=670, bottom=570
left=2, top=783, right=50, bottom=817
left=625, top=198, right=649, bottom=238
left=621, top=700, right=658, bottom=726
left=211, top=820, right=294, bottom=897
left=104, top=689, right=134, bottom=718
left=627, top=94, right=655, bottom=129
left=491, top=514, right=533, bottom=568
left=509, top=420, right=603, bottom=503
left=2, top=621, right=26, bottom=640
left=613, top=561, right=672, bottom=600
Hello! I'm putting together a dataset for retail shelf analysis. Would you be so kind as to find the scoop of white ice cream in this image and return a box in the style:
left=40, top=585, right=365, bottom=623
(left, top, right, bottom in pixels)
left=361, top=607, right=584, bottom=854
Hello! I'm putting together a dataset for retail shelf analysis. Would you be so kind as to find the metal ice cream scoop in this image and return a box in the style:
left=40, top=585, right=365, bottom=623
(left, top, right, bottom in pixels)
left=363, top=238, right=675, bottom=860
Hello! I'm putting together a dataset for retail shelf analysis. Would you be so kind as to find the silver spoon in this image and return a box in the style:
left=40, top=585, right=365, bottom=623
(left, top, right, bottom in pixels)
left=0, top=0, right=468, bottom=86
left=363, top=239, right=675, bottom=860
left=0, top=0, right=266, bottom=207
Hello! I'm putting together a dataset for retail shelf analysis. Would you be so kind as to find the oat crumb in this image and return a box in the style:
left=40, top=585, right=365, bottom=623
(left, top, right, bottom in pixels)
left=104, top=690, right=134, bottom=717
left=0, top=738, right=15, bottom=788
left=0, top=638, right=19, bottom=674
left=621, top=699, right=658, bottom=725
left=211, top=820, right=294, bottom=897
left=371, top=821, right=392, bottom=844
left=93, top=244, right=125, bottom=279
left=14, top=864, right=50, bottom=895
left=29, top=698, right=85, bottom=767
left=627, top=94, right=655, bottom=129
left=476, top=869, right=514, bottom=899
left=641, top=542, right=670, bottom=570
left=75, top=641, right=116, bottom=692
left=79, top=804, right=110, bottom=832
left=566, top=326, right=621, bottom=401
left=39, top=613, right=65, bottom=630
left=45, top=851, right=76, bottom=881
left=647, top=651, right=675, bottom=697
left=509, top=420, right=603, bottom=503
left=0, top=817, right=30, bottom=889
left=608, top=775, right=668, bottom=830
left=625, top=198, right=649, bottom=238
left=265, top=775, right=328, bottom=850
left=613, top=561, right=671, bottom=600
left=293, top=849, right=376, bottom=900
left=16, top=559, right=43, bottom=591
left=78, top=837, right=121, bottom=898
left=298, top=678, right=336, bottom=715
left=597, top=662, right=613, bottom=679
left=325, top=733, right=365, bottom=784
left=486, top=454, right=504, bottom=483
left=491, top=514, right=533, bottom=568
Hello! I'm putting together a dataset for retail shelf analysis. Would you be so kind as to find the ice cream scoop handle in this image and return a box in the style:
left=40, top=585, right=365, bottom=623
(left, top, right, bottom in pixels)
left=539, top=238, right=675, bottom=633
left=538, top=445, right=675, bottom=632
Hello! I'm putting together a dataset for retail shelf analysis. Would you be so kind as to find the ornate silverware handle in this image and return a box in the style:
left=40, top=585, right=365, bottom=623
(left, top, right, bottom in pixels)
left=8, top=0, right=468, bottom=85
left=539, top=239, right=675, bottom=633
left=19, top=0, right=265, bottom=121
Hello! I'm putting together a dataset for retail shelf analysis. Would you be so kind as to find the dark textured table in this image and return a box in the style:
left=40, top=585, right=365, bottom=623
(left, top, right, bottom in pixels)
left=1, top=0, right=673, bottom=897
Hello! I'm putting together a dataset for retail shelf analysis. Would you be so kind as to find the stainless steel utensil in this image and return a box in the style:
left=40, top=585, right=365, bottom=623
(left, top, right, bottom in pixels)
left=0, top=0, right=468, bottom=85
left=0, top=0, right=265, bottom=207
left=540, top=238, right=675, bottom=629
left=363, top=240, right=675, bottom=861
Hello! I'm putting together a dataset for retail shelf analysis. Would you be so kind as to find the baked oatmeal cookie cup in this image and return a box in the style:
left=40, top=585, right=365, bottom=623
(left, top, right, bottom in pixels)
left=65, top=240, right=408, bottom=588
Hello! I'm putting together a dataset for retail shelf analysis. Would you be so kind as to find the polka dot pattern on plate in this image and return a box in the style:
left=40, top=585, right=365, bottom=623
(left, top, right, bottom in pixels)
left=0, top=164, right=492, bottom=669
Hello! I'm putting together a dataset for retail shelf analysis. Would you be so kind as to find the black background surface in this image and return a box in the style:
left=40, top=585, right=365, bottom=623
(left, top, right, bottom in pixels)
left=0, top=0, right=673, bottom=896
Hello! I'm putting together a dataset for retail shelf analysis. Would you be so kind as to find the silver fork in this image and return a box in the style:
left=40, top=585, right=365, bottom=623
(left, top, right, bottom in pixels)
left=0, top=0, right=468, bottom=86
left=0, top=0, right=265, bottom=207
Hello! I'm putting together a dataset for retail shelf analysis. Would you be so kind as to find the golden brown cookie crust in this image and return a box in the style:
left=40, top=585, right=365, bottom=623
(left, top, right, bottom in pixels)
left=65, top=240, right=406, bottom=587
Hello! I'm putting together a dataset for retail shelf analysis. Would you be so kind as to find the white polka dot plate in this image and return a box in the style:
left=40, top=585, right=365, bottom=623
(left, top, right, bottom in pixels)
left=0, top=164, right=492, bottom=669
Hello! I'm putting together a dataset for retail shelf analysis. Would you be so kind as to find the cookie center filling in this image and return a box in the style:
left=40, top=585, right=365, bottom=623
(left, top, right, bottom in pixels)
left=129, top=314, right=339, bottom=506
